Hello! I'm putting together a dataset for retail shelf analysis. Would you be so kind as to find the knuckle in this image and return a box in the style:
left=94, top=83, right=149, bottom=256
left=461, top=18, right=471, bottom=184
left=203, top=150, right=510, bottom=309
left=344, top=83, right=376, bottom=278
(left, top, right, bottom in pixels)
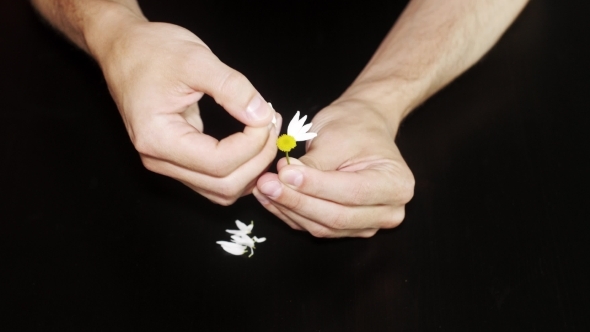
left=382, top=208, right=406, bottom=229
left=349, top=181, right=372, bottom=205
left=212, top=196, right=238, bottom=206
left=133, top=136, right=154, bottom=157
left=287, top=222, right=304, bottom=231
left=217, top=70, right=249, bottom=100
left=388, top=173, right=415, bottom=204
left=358, top=229, right=378, bottom=238
left=213, top=180, right=242, bottom=202
left=399, top=176, right=415, bottom=204
left=308, top=225, right=334, bottom=238
left=397, top=172, right=416, bottom=203
left=326, top=212, right=349, bottom=230
left=208, top=158, right=233, bottom=178
left=286, top=193, right=305, bottom=212
left=140, top=156, right=158, bottom=173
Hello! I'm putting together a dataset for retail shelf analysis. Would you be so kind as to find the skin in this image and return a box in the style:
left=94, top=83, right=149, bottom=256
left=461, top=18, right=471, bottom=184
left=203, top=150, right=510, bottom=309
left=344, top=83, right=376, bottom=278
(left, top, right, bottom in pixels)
left=32, top=0, right=528, bottom=237
left=253, top=0, right=529, bottom=237
left=31, top=0, right=280, bottom=205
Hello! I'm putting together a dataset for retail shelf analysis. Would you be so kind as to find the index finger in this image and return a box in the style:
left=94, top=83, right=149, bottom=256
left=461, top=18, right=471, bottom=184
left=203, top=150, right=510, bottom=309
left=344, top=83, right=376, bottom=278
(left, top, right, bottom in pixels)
left=141, top=113, right=277, bottom=178
left=277, top=160, right=410, bottom=206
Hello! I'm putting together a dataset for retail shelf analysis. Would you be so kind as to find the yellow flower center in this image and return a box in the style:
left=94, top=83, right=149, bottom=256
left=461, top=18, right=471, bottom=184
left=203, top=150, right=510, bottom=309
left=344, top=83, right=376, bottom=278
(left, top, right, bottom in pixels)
left=276, top=134, right=297, bottom=152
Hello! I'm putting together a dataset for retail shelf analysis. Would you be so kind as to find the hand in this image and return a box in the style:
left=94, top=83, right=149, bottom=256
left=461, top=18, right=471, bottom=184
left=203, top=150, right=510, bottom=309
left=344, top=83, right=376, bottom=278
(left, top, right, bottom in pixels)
left=253, top=99, right=414, bottom=237
left=93, top=17, right=279, bottom=205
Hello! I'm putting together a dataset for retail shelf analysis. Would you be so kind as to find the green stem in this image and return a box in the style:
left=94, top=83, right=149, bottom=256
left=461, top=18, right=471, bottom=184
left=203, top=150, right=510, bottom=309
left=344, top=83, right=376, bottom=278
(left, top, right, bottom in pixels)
left=285, top=152, right=290, bottom=165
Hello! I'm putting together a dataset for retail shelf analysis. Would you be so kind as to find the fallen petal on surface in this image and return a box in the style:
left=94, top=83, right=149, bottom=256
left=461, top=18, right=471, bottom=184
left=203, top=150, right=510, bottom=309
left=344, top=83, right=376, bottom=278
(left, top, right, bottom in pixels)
left=253, top=236, right=266, bottom=243
left=231, top=234, right=255, bottom=247
left=216, top=241, right=247, bottom=255
left=235, top=220, right=253, bottom=233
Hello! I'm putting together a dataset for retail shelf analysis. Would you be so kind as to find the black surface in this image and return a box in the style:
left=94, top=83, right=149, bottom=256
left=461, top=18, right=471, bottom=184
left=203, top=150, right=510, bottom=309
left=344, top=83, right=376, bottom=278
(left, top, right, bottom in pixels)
left=1, top=1, right=590, bottom=331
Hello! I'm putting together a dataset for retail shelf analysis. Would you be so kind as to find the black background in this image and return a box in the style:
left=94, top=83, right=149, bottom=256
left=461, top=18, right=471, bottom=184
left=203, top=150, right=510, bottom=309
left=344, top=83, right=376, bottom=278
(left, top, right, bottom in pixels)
left=1, top=1, right=589, bottom=331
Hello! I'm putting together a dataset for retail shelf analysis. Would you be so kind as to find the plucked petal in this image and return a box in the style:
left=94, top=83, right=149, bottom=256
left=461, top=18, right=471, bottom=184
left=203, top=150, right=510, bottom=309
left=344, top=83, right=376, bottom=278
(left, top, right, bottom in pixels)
left=226, top=229, right=247, bottom=235
left=216, top=241, right=247, bottom=255
left=235, top=220, right=248, bottom=231
left=268, top=103, right=277, bottom=125
left=219, top=219, right=266, bottom=257
left=234, top=220, right=253, bottom=234
left=253, top=236, right=266, bottom=243
left=231, top=234, right=255, bottom=247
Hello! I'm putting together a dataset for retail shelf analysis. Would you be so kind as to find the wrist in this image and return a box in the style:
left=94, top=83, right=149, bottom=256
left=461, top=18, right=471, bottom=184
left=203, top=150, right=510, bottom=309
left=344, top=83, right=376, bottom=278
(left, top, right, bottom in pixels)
left=334, top=75, right=428, bottom=133
left=83, top=2, right=147, bottom=65
left=312, top=97, right=399, bottom=144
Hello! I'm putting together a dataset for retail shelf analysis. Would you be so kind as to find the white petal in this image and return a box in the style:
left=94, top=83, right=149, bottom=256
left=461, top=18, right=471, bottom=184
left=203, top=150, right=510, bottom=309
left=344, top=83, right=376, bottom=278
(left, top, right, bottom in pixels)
left=216, top=241, right=247, bottom=255
left=253, top=236, right=266, bottom=243
left=294, top=132, right=317, bottom=141
left=235, top=220, right=253, bottom=233
left=235, top=220, right=248, bottom=231
left=296, top=114, right=308, bottom=133
left=231, top=234, right=255, bottom=247
left=287, top=111, right=302, bottom=136
left=298, top=123, right=312, bottom=135
left=226, top=229, right=248, bottom=235
left=268, top=103, right=277, bottom=125
left=287, top=111, right=316, bottom=141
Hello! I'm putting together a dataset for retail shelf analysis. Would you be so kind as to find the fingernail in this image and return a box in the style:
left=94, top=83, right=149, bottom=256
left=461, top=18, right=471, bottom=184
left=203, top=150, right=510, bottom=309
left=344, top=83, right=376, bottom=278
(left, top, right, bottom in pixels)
left=246, top=94, right=269, bottom=122
left=259, top=181, right=282, bottom=199
left=281, top=169, right=303, bottom=187
left=268, top=113, right=277, bottom=133
left=265, top=103, right=279, bottom=132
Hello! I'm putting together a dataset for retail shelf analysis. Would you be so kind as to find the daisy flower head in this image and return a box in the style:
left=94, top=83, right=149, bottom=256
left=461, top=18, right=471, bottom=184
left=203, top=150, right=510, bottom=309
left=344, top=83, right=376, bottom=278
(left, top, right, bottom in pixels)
left=276, top=111, right=317, bottom=164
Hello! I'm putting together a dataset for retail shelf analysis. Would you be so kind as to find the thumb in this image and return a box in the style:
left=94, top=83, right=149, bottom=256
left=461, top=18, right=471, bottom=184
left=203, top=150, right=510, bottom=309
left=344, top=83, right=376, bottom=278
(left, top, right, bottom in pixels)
left=276, top=144, right=340, bottom=173
left=299, top=136, right=344, bottom=172
left=186, top=52, right=275, bottom=128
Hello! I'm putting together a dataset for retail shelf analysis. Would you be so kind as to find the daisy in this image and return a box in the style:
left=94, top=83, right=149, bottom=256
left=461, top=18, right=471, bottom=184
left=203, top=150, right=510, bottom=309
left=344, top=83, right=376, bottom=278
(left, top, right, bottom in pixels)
left=276, top=111, right=317, bottom=164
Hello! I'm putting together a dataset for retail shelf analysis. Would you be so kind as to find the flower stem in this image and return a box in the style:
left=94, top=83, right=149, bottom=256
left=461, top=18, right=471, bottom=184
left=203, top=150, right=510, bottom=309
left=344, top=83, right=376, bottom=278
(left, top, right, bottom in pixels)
left=285, top=152, right=290, bottom=165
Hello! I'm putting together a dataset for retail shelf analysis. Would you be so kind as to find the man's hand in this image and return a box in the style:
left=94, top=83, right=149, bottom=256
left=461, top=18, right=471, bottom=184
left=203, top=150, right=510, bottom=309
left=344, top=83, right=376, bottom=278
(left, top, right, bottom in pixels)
left=253, top=100, right=414, bottom=237
left=94, top=19, right=278, bottom=205
left=32, top=0, right=280, bottom=205
left=32, top=0, right=527, bottom=210
left=253, top=0, right=528, bottom=236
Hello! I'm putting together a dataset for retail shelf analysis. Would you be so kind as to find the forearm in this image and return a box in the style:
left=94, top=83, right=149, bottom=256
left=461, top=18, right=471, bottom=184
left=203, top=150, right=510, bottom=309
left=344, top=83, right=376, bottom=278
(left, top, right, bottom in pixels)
left=31, top=0, right=146, bottom=57
left=338, top=0, right=529, bottom=129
